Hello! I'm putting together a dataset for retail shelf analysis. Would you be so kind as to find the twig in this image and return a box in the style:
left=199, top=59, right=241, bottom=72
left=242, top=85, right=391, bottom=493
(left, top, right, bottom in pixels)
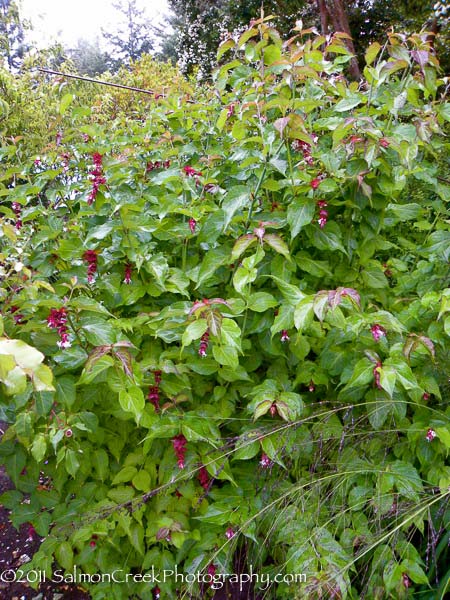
left=36, top=68, right=155, bottom=96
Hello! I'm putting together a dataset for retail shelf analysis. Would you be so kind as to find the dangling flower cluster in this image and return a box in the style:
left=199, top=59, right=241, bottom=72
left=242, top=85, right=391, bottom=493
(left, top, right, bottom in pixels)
left=11, top=201, right=22, bottom=229
left=146, top=159, right=171, bottom=172
left=172, top=434, right=187, bottom=469
left=317, top=200, right=328, bottom=228
left=204, top=183, right=219, bottom=194
left=183, top=165, right=202, bottom=177
left=10, top=305, right=24, bottom=324
left=47, top=307, right=71, bottom=348
left=189, top=218, right=197, bottom=234
left=280, top=329, right=290, bottom=343
left=291, top=139, right=314, bottom=165
left=199, top=330, right=210, bottom=357
left=373, top=361, right=382, bottom=389
left=27, top=525, right=37, bottom=542
left=371, top=324, right=386, bottom=342
left=198, top=465, right=210, bottom=490
left=260, top=453, right=272, bottom=468
left=60, top=152, right=70, bottom=172
left=147, top=370, right=162, bottom=411
left=83, top=250, right=98, bottom=283
left=152, top=587, right=161, bottom=600
left=207, top=564, right=217, bottom=584
left=426, top=428, right=436, bottom=442
left=87, top=152, right=106, bottom=205
left=124, top=263, right=132, bottom=285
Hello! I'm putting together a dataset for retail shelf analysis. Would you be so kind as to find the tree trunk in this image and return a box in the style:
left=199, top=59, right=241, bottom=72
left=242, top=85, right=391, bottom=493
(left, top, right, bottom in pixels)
left=318, top=0, right=361, bottom=79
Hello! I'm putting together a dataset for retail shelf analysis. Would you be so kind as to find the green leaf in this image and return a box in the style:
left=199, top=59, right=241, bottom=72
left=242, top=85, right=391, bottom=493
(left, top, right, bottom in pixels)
left=264, top=234, right=291, bottom=259
left=345, top=358, right=374, bottom=388
left=435, top=427, right=450, bottom=449
left=196, top=247, right=229, bottom=288
left=31, top=434, right=47, bottom=463
left=212, top=345, right=239, bottom=369
left=231, top=234, right=256, bottom=261
left=55, top=376, right=76, bottom=408
left=334, top=96, right=362, bottom=112
left=248, top=292, right=278, bottom=312
left=379, top=366, right=397, bottom=398
left=287, top=199, right=315, bottom=238
left=112, top=466, right=138, bottom=485
left=221, top=186, right=250, bottom=230
left=59, top=93, right=74, bottom=116
left=0, top=338, right=44, bottom=369
left=65, top=449, right=80, bottom=478
left=182, top=319, right=208, bottom=348
left=55, top=541, right=74, bottom=571
left=81, top=318, right=116, bottom=345
left=119, top=386, right=145, bottom=422
left=92, top=449, right=109, bottom=481
left=294, top=298, right=314, bottom=331
left=132, top=470, right=151, bottom=491
left=365, top=41, right=381, bottom=66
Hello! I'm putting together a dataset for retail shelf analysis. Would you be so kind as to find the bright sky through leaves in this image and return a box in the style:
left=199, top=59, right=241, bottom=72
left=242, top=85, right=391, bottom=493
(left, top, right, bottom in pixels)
left=21, top=0, right=169, bottom=48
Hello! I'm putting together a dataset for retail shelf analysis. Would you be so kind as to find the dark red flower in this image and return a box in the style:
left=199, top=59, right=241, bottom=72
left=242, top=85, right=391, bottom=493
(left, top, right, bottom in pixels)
left=189, top=218, right=197, bottom=234
left=172, top=434, right=187, bottom=469
left=260, top=453, right=272, bottom=468
left=225, top=527, right=235, bottom=539
left=270, top=403, right=277, bottom=417
left=426, top=428, right=436, bottom=442
left=27, top=525, right=36, bottom=541
left=422, top=392, right=430, bottom=401
left=183, top=165, right=202, bottom=177
left=371, top=324, right=386, bottom=342
left=207, top=564, right=216, bottom=577
left=124, top=263, right=132, bottom=285
left=10, top=305, right=24, bottom=324
left=373, top=361, right=382, bottom=389
left=402, top=573, right=410, bottom=588
left=47, top=308, right=71, bottom=349
left=152, top=587, right=161, bottom=600
left=147, top=386, right=160, bottom=411
left=199, top=330, right=210, bottom=357
left=198, top=465, right=211, bottom=490
left=83, top=250, right=98, bottom=283
left=308, top=380, right=315, bottom=392
left=154, top=370, right=162, bottom=385
left=87, top=153, right=106, bottom=205
left=310, top=178, right=321, bottom=190
left=280, top=330, right=290, bottom=343
left=379, top=137, right=390, bottom=148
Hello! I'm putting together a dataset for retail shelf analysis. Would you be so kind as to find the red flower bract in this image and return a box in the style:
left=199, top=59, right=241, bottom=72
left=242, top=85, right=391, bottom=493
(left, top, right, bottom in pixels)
left=47, top=307, right=71, bottom=349
left=371, top=324, right=386, bottom=342
left=172, top=434, right=187, bottom=469
left=83, top=250, right=98, bottom=283
left=87, top=152, right=106, bottom=205
left=124, top=263, right=132, bottom=285
left=199, top=330, right=210, bottom=357
left=198, top=465, right=210, bottom=490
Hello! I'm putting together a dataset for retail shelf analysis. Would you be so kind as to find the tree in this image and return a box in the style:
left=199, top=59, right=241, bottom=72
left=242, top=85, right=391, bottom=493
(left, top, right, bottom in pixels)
left=0, top=0, right=29, bottom=70
left=68, top=38, right=110, bottom=76
left=102, top=0, right=154, bottom=68
left=161, top=0, right=449, bottom=80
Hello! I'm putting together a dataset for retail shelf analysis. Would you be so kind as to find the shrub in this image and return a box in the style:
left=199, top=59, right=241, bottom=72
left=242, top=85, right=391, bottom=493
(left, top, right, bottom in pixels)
left=1, top=17, right=449, bottom=599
